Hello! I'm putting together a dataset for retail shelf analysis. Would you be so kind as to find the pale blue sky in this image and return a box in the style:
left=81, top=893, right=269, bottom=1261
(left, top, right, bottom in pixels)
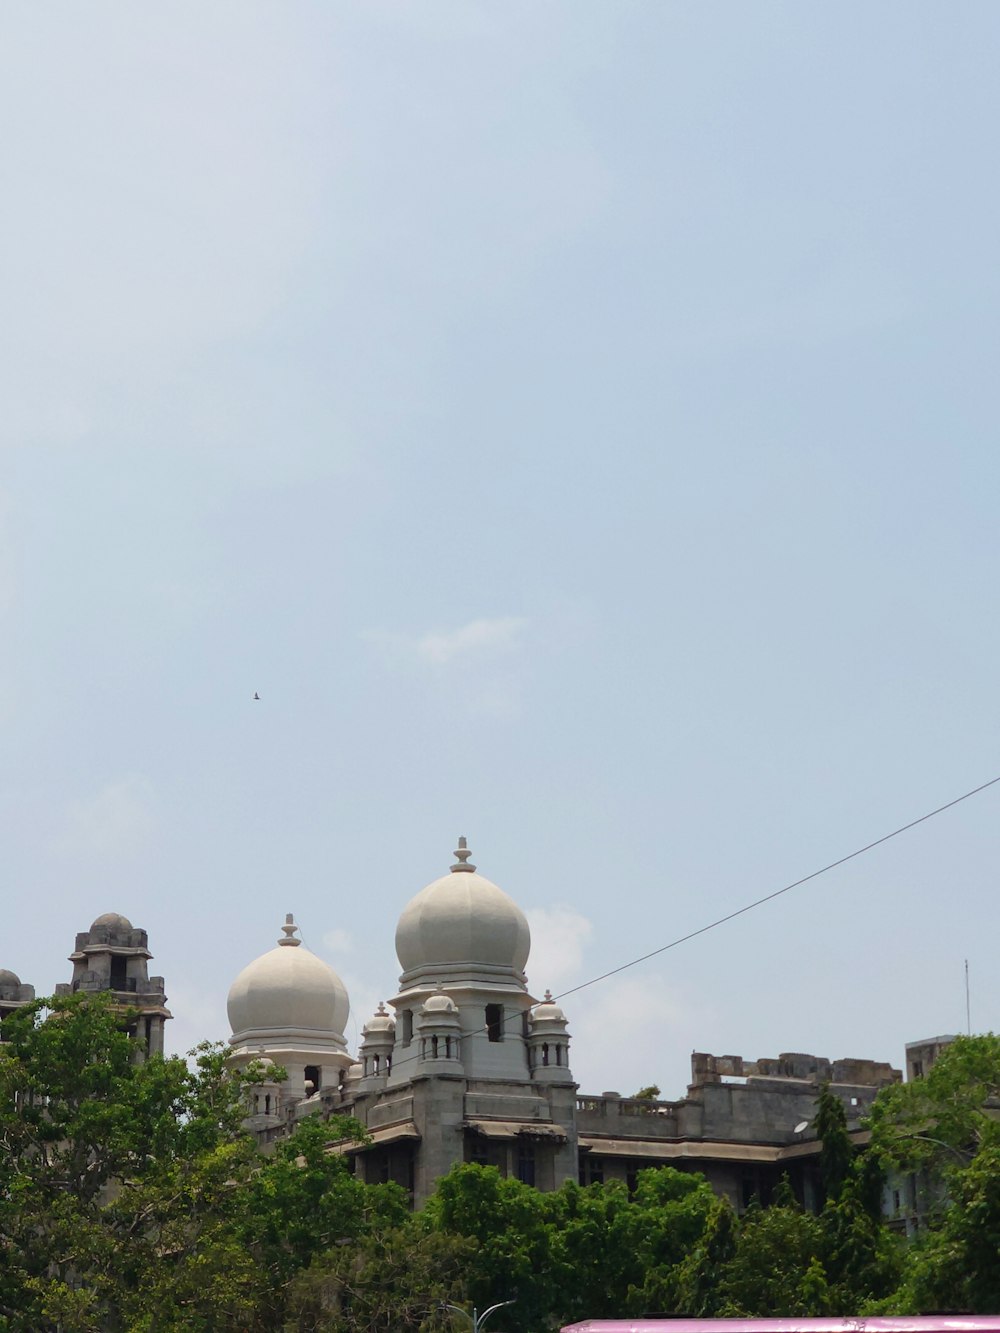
left=2, top=2, right=999, bottom=1096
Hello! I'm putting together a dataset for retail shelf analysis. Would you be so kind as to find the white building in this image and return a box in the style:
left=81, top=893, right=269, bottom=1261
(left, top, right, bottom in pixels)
left=228, top=839, right=899, bottom=1208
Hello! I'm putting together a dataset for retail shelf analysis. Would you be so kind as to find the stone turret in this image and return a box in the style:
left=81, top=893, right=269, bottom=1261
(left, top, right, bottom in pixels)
left=359, top=1001, right=395, bottom=1089
left=0, top=969, right=35, bottom=1037
left=528, top=990, right=573, bottom=1083
left=54, top=912, right=170, bottom=1059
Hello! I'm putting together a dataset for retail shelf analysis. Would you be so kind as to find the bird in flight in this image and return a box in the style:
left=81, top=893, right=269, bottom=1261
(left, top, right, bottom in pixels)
left=253, top=692, right=260, bottom=701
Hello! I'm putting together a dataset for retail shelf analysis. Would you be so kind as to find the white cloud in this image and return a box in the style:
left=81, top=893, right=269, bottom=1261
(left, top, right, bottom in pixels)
left=55, top=777, right=158, bottom=862
left=414, top=616, right=527, bottom=666
left=365, top=615, right=530, bottom=717
left=521, top=902, right=696, bottom=1096
left=524, top=905, right=594, bottom=995
left=322, top=927, right=354, bottom=956
left=331, top=968, right=385, bottom=1060
left=568, top=971, right=689, bottom=1099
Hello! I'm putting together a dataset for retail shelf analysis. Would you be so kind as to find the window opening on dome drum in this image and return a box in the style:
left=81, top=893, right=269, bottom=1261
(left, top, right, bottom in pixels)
left=485, top=1003, right=503, bottom=1043
left=304, top=1064, right=320, bottom=1095
left=401, top=1009, right=413, bottom=1045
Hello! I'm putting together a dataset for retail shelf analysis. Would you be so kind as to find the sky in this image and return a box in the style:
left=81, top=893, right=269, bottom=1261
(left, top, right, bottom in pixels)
left=2, top=2, right=999, bottom=1100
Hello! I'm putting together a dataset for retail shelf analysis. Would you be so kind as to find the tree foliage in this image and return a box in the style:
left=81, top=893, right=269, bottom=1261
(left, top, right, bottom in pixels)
left=866, top=1034, right=1000, bottom=1313
left=7, top=1001, right=1000, bottom=1328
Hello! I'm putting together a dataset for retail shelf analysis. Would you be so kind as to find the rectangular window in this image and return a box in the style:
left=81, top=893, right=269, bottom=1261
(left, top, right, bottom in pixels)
left=485, top=1004, right=503, bottom=1043
left=401, top=1009, right=413, bottom=1045
left=517, top=1140, right=536, bottom=1186
left=579, top=1156, right=604, bottom=1186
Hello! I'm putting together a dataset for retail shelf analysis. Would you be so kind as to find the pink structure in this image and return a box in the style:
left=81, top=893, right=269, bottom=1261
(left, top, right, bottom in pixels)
left=561, top=1322, right=1000, bottom=1333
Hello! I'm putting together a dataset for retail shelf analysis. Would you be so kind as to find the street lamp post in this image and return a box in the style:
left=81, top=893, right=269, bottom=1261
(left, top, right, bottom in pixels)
left=439, top=1300, right=515, bottom=1333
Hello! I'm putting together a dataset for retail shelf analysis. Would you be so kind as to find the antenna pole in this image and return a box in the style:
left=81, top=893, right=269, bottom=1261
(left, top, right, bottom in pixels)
left=965, top=958, right=971, bottom=1036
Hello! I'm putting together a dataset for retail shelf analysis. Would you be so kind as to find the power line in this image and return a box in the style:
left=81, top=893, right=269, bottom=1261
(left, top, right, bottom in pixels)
left=553, top=772, right=1000, bottom=1004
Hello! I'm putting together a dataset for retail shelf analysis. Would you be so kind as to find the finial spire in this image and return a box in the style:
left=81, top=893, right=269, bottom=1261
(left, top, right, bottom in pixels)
left=544, top=989, right=554, bottom=1003
left=450, top=836, right=476, bottom=873
left=278, top=913, right=301, bottom=947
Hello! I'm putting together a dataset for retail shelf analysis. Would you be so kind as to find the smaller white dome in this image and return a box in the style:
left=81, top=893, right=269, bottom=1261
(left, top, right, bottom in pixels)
left=532, top=989, right=566, bottom=1023
left=422, top=991, right=458, bottom=1015
left=0, top=968, right=21, bottom=988
left=228, top=915, right=349, bottom=1039
left=345, top=1060, right=363, bottom=1082
left=362, top=1002, right=395, bottom=1036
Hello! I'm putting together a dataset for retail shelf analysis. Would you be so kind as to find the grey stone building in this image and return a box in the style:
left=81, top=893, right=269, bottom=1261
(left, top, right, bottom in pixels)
left=229, top=840, right=901, bottom=1209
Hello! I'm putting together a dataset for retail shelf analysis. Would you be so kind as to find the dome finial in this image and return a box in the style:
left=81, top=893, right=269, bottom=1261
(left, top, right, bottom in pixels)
left=544, top=989, right=554, bottom=1002
left=278, top=913, right=301, bottom=947
left=450, top=836, right=476, bottom=874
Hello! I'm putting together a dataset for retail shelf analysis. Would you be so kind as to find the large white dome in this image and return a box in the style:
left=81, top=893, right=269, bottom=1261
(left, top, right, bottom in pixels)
left=395, top=840, right=530, bottom=977
left=227, top=916, right=349, bottom=1040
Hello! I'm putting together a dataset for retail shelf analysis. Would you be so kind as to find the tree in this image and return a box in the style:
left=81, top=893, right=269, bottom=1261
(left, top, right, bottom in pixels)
left=0, top=995, right=397, bottom=1332
left=283, top=1219, right=476, bottom=1332
left=706, top=1197, right=827, bottom=1315
left=424, top=1164, right=555, bottom=1333
left=864, top=1034, right=1000, bottom=1312
left=624, top=1168, right=719, bottom=1316
left=673, top=1198, right=738, bottom=1316
left=867, top=1033, right=1000, bottom=1177
left=815, top=1083, right=852, bottom=1204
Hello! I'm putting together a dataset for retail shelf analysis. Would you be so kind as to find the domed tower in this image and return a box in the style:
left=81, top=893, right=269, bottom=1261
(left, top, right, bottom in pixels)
left=228, top=914, right=352, bottom=1105
left=390, top=838, right=535, bottom=1084
left=0, top=969, right=35, bottom=1033
left=416, top=990, right=463, bottom=1070
left=359, top=1001, right=395, bottom=1089
left=527, top=990, right=573, bottom=1083
left=54, top=912, right=171, bottom=1059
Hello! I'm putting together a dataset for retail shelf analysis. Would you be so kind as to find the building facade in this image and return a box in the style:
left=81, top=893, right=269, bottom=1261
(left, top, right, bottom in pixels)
left=0, top=852, right=905, bottom=1211
left=227, top=839, right=901, bottom=1208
